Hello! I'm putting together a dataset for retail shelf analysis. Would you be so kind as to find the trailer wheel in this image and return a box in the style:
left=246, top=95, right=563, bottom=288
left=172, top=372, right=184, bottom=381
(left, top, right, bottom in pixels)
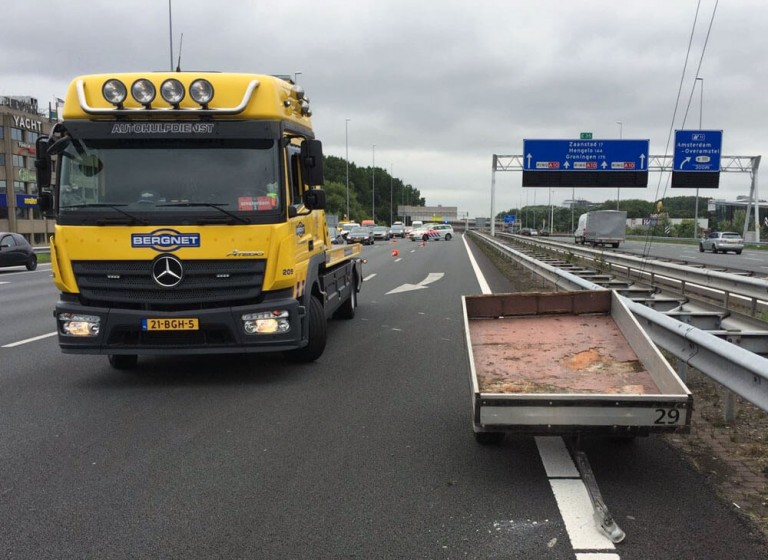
left=285, top=296, right=327, bottom=362
left=474, top=432, right=504, bottom=445
left=108, top=354, right=138, bottom=370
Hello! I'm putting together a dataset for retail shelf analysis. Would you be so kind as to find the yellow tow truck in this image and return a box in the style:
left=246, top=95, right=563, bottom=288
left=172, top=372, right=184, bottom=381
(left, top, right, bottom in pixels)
left=34, top=72, right=362, bottom=369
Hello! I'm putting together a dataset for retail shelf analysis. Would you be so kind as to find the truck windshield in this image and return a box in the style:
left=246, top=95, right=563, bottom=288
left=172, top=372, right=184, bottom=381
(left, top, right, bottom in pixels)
left=57, top=138, right=281, bottom=224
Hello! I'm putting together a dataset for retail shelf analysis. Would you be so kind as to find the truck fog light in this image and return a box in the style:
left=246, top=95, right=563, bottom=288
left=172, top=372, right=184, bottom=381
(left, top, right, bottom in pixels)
left=59, top=313, right=100, bottom=337
left=242, top=310, right=290, bottom=335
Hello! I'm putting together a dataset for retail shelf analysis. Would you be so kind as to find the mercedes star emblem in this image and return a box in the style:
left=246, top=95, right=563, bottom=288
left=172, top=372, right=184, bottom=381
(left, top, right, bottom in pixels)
left=152, top=255, right=184, bottom=288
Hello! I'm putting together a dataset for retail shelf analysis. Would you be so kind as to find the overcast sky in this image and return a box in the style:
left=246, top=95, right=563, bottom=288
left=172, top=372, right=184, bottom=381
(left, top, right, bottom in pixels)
left=3, top=0, right=764, bottom=217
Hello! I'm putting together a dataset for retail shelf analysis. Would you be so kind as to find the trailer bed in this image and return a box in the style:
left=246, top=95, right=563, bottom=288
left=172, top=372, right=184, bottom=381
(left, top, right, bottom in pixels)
left=464, top=290, right=692, bottom=436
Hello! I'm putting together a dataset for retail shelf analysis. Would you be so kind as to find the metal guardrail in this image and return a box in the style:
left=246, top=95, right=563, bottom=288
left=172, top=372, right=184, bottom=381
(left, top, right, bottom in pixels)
left=470, top=231, right=768, bottom=414
left=506, top=234, right=768, bottom=315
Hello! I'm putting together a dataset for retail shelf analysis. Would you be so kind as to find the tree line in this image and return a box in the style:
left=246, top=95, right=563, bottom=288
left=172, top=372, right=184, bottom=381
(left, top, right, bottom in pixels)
left=321, top=155, right=424, bottom=225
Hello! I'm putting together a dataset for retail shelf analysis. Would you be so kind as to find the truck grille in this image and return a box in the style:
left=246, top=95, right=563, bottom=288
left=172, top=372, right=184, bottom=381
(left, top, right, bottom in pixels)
left=71, top=259, right=266, bottom=309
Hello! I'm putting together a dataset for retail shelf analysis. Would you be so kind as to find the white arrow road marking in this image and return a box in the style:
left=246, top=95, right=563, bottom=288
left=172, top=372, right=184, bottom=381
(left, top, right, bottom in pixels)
left=386, top=272, right=444, bottom=294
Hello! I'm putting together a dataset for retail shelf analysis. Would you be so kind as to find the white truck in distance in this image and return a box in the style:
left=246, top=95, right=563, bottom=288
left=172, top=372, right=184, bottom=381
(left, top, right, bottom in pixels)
left=574, top=210, right=627, bottom=248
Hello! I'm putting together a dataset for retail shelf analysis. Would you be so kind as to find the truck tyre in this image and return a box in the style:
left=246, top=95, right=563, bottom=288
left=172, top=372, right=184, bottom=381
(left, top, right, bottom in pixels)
left=474, top=432, right=504, bottom=445
left=285, top=296, right=327, bottom=362
left=334, top=279, right=358, bottom=320
left=108, top=354, right=138, bottom=370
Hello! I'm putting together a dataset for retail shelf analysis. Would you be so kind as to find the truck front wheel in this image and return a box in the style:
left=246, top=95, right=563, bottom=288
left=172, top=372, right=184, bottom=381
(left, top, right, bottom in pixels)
left=285, top=296, right=327, bottom=362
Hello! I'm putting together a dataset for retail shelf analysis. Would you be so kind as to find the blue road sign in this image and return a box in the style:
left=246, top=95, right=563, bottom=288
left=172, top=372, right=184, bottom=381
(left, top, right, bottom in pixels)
left=673, top=130, right=722, bottom=172
left=503, top=214, right=515, bottom=224
left=523, top=139, right=650, bottom=172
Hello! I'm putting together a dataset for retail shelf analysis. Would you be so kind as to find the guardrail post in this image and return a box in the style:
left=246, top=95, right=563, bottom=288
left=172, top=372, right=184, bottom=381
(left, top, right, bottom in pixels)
left=723, top=390, right=736, bottom=424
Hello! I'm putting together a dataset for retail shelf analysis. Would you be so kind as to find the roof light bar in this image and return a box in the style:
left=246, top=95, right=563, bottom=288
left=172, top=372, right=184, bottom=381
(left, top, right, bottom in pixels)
left=81, top=78, right=256, bottom=115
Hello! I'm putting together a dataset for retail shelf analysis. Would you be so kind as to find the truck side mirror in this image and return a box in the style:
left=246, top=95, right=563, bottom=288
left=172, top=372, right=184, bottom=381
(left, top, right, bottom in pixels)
left=38, top=190, right=54, bottom=215
left=303, top=188, right=326, bottom=211
left=34, top=136, right=52, bottom=189
left=301, top=139, right=324, bottom=186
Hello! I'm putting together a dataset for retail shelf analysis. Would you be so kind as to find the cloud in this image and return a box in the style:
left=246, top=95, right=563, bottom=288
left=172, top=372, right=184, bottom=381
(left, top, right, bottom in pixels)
left=3, top=0, right=764, bottom=217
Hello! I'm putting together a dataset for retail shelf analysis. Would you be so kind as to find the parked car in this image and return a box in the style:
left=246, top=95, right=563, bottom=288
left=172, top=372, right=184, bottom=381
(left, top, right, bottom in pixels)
left=372, top=226, right=391, bottom=241
left=539, top=229, right=550, bottom=237
left=389, top=223, right=406, bottom=238
left=699, top=231, right=744, bottom=254
left=347, top=227, right=374, bottom=245
left=0, top=232, right=37, bottom=270
left=520, top=228, right=538, bottom=236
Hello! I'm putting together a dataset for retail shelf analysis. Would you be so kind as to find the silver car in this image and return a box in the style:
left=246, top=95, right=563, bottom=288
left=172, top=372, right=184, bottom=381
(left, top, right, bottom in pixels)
left=699, top=231, right=744, bottom=254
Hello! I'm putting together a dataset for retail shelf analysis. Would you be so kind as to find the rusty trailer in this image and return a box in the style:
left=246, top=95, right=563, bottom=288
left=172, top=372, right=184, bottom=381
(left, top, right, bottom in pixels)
left=463, top=290, right=693, bottom=441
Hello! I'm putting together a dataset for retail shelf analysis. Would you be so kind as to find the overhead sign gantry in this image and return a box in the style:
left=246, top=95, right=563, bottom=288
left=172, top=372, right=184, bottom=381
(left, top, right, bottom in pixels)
left=522, top=139, right=650, bottom=188
left=672, top=129, right=723, bottom=188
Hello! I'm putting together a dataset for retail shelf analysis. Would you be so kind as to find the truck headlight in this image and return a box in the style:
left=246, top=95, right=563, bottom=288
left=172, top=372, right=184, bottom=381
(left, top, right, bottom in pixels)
left=59, top=313, right=100, bottom=337
left=242, top=310, right=290, bottom=335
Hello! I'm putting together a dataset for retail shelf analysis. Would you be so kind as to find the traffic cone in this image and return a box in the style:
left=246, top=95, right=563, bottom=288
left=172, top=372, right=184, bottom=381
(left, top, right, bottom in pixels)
left=391, top=249, right=399, bottom=257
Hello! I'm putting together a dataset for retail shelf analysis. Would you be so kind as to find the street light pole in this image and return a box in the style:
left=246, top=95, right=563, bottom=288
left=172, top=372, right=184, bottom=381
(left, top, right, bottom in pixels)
left=372, top=144, right=376, bottom=221
left=390, top=163, right=393, bottom=226
left=345, top=119, right=350, bottom=220
left=694, top=77, right=703, bottom=240
left=616, top=121, right=623, bottom=210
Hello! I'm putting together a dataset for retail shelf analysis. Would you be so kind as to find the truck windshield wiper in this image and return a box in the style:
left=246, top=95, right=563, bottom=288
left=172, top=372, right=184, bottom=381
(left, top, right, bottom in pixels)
left=61, top=203, right=149, bottom=225
left=157, top=202, right=251, bottom=224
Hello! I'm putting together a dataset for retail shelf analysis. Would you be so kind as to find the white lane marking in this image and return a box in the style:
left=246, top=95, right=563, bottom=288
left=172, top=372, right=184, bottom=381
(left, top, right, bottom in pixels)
left=550, top=480, right=616, bottom=551
left=0, top=282, right=9, bottom=285
left=394, top=258, right=402, bottom=263
left=363, top=273, right=377, bottom=282
left=462, top=234, right=491, bottom=294
left=536, top=437, right=616, bottom=554
left=576, top=554, right=620, bottom=560
left=386, top=272, right=444, bottom=295
left=2, top=331, right=58, bottom=348
left=536, top=436, right=579, bottom=478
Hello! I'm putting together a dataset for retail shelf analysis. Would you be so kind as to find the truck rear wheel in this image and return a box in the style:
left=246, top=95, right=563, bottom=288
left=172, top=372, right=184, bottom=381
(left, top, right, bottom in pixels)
left=334, top=280, right=358, bottom=320
left=108, top=354, right=138, bottom=370
left=285, top=296, right=327, bottom=362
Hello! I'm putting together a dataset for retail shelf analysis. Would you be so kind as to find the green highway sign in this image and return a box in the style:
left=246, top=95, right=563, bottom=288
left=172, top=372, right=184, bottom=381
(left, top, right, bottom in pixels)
left=580, top=132, right=592, bottom=139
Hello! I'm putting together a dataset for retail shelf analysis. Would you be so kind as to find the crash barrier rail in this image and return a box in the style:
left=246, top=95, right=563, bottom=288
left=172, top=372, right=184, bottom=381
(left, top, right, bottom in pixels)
left=469, top=230, right=768, bottom=419
left=500, top=233, right=768, bottom=317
